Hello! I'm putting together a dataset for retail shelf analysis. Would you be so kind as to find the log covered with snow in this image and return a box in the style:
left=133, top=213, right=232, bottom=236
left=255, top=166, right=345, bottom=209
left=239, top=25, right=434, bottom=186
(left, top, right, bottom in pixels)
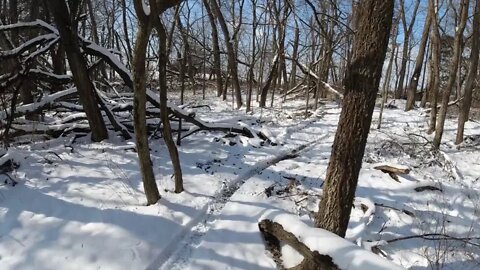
left=258, top=210, right=405, bottom=270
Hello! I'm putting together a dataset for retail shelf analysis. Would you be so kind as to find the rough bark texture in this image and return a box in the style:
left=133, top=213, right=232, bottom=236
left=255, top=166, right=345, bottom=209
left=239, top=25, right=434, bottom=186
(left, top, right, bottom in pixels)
left=456, top=0, right=480, bottom=144
left=315, top=0, right=394, bottom=237
left=49, top=0, right=108, bottom=142
left=433, top=0, right=469, bottom=149
left=132, top=0, right=160, bottom=205
left=259, top=219, right=339, bottom=270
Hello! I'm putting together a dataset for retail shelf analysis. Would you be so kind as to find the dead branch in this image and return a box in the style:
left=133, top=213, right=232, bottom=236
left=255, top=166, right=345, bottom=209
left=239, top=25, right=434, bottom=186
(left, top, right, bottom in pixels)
left=258, top=219, right=339, bottom=270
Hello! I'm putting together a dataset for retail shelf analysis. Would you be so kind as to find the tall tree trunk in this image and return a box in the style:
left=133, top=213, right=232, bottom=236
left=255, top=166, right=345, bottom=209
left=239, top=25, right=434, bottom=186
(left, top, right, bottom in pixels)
left=315, top=0, right=394, bottom=237
left=289, top=23, right=300, bottom=89
left=49, top=0, right=108, bottom=142
left=433, top=0, right=469, bottom=149
left=210, top=0, right=243, bottom=109
left=176, top=10, right=196, bottom=88
left=121, top=0, right=133, bottom=65
left=420, top=40, right=431, bottom=108
left=132, top=0, right=160, bottom=205
left=406, top=5, right=432, bottom=111
left=428, top=0, right=442, bottom=134
left=378, top=19, right=399, bottom=129
left=456, top=0, right=480, bottom=144
left=203, top=0, right=223, bottom=97
left=246, top=0, right=257, bottom=112
left=395, top=0, right=420, bottom=99
left=155, top=19, right=184, bottom=193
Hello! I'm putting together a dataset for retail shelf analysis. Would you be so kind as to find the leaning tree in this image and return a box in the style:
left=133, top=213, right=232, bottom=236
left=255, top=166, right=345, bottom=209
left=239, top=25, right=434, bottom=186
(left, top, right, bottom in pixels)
left=315, top=0, right=394, bottom=237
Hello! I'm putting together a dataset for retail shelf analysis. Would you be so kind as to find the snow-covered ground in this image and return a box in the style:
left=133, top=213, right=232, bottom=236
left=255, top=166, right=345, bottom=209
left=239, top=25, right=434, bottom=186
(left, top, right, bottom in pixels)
left=1, top=91, right=479, bottom=270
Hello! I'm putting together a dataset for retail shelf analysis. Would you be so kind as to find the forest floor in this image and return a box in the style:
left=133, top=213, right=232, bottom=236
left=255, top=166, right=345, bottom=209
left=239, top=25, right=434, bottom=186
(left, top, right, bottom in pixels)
left=1, top=90, right=479, bottom=270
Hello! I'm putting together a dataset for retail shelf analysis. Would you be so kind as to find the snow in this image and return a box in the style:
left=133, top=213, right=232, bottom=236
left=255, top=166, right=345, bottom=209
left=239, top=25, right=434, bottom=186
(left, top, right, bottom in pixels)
left=259, top=210, right=404, bottom=270
left=0, top=34, right=57, bottom=57
left=1, top=94, right=479, bottom=270
left=142, top=0, right=151, bottom=16
left=0, top=88, right=77, bottom=120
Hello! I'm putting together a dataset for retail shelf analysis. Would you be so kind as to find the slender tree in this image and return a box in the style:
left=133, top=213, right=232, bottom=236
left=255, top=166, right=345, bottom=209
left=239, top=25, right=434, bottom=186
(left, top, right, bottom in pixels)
left=405, top=2, right=432, bottom=111
left=433, top=0, right=469, bottom=149
left=456, top=0, right=480, bottom=144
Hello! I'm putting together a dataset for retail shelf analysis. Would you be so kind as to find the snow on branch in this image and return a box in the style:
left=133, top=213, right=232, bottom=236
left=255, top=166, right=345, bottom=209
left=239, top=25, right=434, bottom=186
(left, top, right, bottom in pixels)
left=286, top=55, right=344, bottom=99
left=258, top=210, right=405, bottom=270
left=0, top=88, right=76, bottom=120
left=0, top=34, right=57, bottom=58
left=0, top=19, right=59, bottom=34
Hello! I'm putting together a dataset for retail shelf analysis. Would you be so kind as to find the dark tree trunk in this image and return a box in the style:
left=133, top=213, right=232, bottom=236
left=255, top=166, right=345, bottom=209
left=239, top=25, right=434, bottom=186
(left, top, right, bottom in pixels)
left=49, top=0, right=108, bottom=142
left=315, top=0, right=394, bottom=237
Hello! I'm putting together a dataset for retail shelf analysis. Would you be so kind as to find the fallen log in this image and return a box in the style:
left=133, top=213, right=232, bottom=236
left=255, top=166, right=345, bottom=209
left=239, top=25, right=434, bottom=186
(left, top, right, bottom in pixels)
left=374, top=163, right=410, bottom=182
left=83, top=39, right=272, bottom=141
left=258, top=219, right=339, bottom=270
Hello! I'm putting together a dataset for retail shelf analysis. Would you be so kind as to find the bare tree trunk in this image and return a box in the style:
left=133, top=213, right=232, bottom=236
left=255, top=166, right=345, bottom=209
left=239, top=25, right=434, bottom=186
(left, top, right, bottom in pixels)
left=210, top=0, right=243, bottom=108
left=176, top=9, right=196, bottom=88
left=289, top=23, right=300, bottom=89
left=315, top=0, right=394, bottom=237
left=433, top=0, right=469, bottom=149
left=420, top=40, right=431, bottom=108
left=246, top=0, right=257, bottom=112
left=121, top=0, right=133, bottom=65
left=406, top=5, right=432, bottom=111
left=49, top=0, right=108, bottom=142
left=428, top=0, right=442, bottom=134
left=203, top=0, right=223, bottom=97
left=132, top=0, right=160, bottom=205
left=395, top=0, right=420, bottom=99
left=378, top=19, right=399, bottom=129
left=155, top=19, right=184, bottom=193
left=456, top=0, right=480, bottom=144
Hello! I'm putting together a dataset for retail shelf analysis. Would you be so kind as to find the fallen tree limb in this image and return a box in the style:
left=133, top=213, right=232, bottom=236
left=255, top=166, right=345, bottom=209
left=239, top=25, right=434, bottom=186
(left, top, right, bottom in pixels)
left=424, top=97, right=464, bottom=113
left=385, top=233, right=480, bottom=248
left=259, top=219, right=339, bottom=270
left=285, top=55, right=344, bottom=99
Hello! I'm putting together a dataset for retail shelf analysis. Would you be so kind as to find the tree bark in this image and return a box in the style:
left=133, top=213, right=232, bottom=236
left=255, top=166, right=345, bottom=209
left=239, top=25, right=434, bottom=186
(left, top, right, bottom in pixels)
left=153, top=16, right=184, bottom=194
left=395, top=0, right=420, bottom=99
left=456, top=0, right=480, bottom=144
left=315, top=0, right=394, bottom=237
left=203, top=0, right=224, bottom=97
left=132, top=0, right=160, bottom=205
left=210, top=0, right=243, bottom=109
left=427, top=0, right=442, bottom=134
left=378, top=19, right=399, bottom=129
left=405, top=2, right=432, bottom=111
left=433, top=0, right=469, bottom=149
left=48, top=0, right=108, bottom=142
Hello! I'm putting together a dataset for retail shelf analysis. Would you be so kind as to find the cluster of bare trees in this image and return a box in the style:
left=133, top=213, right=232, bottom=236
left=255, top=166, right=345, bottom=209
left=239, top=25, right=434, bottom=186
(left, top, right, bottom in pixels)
left=1, top=0, right=480, bottom=265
